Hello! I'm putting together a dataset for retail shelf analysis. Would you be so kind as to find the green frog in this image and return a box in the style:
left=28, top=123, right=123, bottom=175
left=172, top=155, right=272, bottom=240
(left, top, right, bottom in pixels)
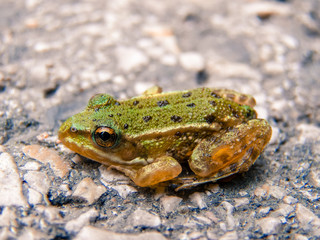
left=58, top=87, right=272, bottom=190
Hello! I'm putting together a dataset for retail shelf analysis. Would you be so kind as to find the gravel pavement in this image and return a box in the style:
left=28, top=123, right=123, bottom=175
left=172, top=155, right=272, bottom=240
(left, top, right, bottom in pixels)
left=0, top=0, right=320, bottom=239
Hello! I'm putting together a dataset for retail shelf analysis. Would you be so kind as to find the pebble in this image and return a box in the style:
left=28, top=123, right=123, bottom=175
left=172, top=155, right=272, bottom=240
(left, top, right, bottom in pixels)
left=221, top=201, right=237, bottom=230
left=283, top=196, right=298, bottom=205
left=72, top=178, right=106, bottom=204
left=24, top=171, right=51, bottom=195
left=27, top=188, right=43, bottom=205
left=160, top=54, right=177, bottom=66
left=179, top=52, right=205, bottom=72
left=129, top=208, right=161, bottom=228
left=263, top=60, right=285, bottom=75
left=256, top=217, right=282, bottom=235
left=160, top=196, right=182, bottom=214
left=51, top=65, right=71, bottom=82
left=295, top=203, right=320, bottom=236
left=0, top=153, right=27, bottom=206
left=268, top=185, right=286, bottom=200
left=189, top=192, right=207, bottom=209
left=65, top=209, right=99, bottom=234
left=0, top=207, right=18, bottom=227
left=20, top=161, right=41, bottom=171
left=219, top=231, right=238, bottom=240
left=110, top=185, right=138, bottom=199
left=297, top=123, right=320, bottom=143
left=207, top=61, right=261, bottom=80
left=99, top=165, right=130, bottom=183
left=75, top=226, right=167, bottom=240
left=254, top=184, right=285, bottom=200
left=37, top=206, right=63, bottom=223
left=258, top=207, right=271, bottom=216
left=293, top=234, right=309, bottom=240
left=309, top=170, right=320, bottom=188
left=242, top=2, right=291, bottom=18
left=272, top=204, right=294, bottom=218
left=234, top=197, right=250, bottom=208
left=115, top=47, right=149, bottom=72
left=23, top=145, right=71, bottom=178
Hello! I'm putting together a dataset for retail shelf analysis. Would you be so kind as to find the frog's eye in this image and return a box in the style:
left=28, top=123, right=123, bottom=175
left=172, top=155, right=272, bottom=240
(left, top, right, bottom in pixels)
left=93, top=126, right=118, bottom=148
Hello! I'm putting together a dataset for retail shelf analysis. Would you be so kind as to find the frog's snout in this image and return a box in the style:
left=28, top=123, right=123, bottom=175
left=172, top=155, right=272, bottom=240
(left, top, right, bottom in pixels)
left=58, top=118, right=72, bottom=141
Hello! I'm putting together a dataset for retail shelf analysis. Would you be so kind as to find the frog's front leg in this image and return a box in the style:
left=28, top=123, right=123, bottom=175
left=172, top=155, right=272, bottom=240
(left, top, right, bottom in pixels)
left=113, top=156, right=182, bottom=187
left=188, top=119, right=272, bottom=183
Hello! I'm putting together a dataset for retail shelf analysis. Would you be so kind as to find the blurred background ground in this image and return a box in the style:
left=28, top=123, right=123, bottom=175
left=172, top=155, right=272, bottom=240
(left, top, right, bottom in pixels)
left=0, top=0, right=320, bottom=239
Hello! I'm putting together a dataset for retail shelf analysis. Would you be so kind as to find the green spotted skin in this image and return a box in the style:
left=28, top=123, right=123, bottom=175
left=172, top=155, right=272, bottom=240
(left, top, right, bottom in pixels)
left=85, top=88, right=256, bottom=137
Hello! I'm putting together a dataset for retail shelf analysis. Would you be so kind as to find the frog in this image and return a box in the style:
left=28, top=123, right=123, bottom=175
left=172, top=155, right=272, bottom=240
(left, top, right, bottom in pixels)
left=58, top=87, right=272, bottom=190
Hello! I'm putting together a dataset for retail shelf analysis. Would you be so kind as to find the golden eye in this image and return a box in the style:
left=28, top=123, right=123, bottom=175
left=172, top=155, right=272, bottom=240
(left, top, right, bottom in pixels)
left=93, top=127, right=118, bottom=148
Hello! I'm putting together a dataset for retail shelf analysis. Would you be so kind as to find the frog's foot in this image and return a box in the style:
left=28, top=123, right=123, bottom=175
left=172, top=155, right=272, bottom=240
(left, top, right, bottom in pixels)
left=113, top=156, right=182, bottom=187
left=211, top=89, right=256, bottom=107
left=142, top=86, right=163, bottom=95
left=188, top=119, right=272, bottom=183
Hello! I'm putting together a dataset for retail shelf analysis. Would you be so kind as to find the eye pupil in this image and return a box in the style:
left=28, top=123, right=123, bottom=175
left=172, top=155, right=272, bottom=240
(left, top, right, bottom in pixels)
left=98, top=131, right=111, bottom=141
left=94, top=126, right=118, bottom=148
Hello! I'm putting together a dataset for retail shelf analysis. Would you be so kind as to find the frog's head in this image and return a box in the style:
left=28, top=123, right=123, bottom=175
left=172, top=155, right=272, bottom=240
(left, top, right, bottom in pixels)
left=58, top=94, right=138, bottom=165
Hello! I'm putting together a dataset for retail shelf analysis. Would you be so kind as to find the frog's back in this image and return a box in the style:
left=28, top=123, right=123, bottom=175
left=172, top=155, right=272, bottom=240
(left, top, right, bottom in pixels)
left=102, top=88, right=257, bottom=138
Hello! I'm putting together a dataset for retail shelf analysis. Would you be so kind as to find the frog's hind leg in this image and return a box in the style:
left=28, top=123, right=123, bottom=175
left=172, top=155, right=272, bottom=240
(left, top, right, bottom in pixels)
left=183, top=119, right=272, bottom=190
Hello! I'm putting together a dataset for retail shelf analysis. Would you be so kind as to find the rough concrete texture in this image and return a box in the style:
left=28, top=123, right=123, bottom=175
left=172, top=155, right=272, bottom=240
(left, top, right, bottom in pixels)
left=0, top=0, right=320, bottom=239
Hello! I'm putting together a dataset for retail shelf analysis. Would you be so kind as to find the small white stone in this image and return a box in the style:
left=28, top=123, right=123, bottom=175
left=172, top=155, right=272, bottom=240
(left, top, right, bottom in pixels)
left=269, top=186, right=286, bottom=200
left=293, top=234, right=309, bottom=240
left=20, top=161, right=41, bottom=171
left=0, top=207, right=18, bottom=227
left=263, top=62, right=285, bottom=75
left=206, top=183, right=220, bottom=194
left=160, top=195, right=182, bottom=214
left=65, top=209, right=98, bottom=234
left=281, top=35, right=298, bottom=49
left=179, top=52, right=205, bottom=71
left=75, top=226, right=167, bottom=240
left=160, top=54, right=177, bottom=66
left=297, top=124, right=320, bottom=143
left=0, top=153, right=27, bottom=206
left=272, top=204, right=294, bottom=218
left=110, top=185, right=137, bottom=199
left=219, top=231, right=238, bottom=240
left=258, top=207, right=271, bottom=216
left=72, top=178, right=106, bottom=204
left=27, top=188, right=43, bottom=205
left=234, top=198, right=250, bottom=208
left=52, top=66, right=71, bottom=82
left=115, top=47, right=149, bottom=72
left=24, top=171, right=51, bottom=195
left=256, top=217, right=282, bottom=235
left=242, top=2, right=291, bottom=17
left=130, top=208, right=161, bottom=228
left=309, top=170, right=320, bottom=188
left=99, top=165, right=130, bottom=183
left=221, top=201, right=234, bottom=214
left=190, top=192, right=207, bottom=209
left=296, top=203, right=320, bottom=233
left=97, top=71, right=112, bottom=83
left=283, top=196, right=298, bottom=205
